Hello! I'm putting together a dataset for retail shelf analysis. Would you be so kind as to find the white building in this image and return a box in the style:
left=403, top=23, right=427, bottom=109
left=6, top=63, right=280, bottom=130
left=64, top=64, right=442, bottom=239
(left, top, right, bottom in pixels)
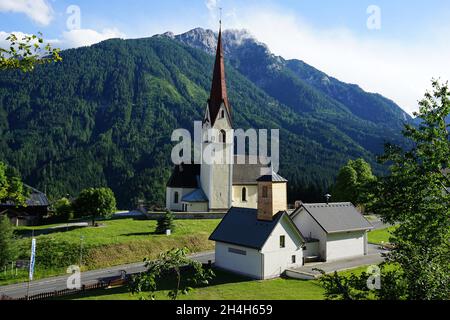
left=210, top=174, right=373, bottom=280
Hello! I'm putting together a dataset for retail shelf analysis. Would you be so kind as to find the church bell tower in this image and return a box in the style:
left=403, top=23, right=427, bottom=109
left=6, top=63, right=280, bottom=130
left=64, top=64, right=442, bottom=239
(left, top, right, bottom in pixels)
left=200, top=25, right=233, bottom=211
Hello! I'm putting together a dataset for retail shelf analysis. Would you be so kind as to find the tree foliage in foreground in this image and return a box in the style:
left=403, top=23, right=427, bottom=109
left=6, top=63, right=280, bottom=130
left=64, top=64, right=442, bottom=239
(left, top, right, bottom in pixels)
left=0, top=161, right=28, bottom=206
left=129, top=247, right=215, bottom=300
left=0, top=32, right=61, bottom=72
left=318, top=80, right=450, bottom=300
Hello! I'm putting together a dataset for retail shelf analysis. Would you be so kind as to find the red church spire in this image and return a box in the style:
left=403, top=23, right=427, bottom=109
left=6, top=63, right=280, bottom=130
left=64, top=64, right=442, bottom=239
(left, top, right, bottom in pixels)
left=208, top=25, right=231, bottom=126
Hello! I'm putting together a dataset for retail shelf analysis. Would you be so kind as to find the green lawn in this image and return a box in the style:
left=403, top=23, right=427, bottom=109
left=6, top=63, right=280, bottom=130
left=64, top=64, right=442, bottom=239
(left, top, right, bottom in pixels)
left=1, top=218, right=221, bottom=286
left=64, top=266, right=370, bottom=301
left=368, top=226, right=396, bottom=244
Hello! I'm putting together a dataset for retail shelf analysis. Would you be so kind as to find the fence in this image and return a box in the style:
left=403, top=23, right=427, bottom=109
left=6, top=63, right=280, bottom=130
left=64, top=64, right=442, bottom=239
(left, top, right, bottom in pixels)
left=5, top=281, right=112, bottom=301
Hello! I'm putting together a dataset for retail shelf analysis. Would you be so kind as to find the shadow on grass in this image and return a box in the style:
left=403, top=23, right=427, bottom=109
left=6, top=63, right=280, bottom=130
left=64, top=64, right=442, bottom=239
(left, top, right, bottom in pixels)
left=14, top=225, right=88, bottom=238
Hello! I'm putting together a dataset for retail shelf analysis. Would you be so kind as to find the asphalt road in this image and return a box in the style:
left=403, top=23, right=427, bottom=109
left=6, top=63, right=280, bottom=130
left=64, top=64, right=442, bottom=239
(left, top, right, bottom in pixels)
left=0, top=251, right=215, bottom=299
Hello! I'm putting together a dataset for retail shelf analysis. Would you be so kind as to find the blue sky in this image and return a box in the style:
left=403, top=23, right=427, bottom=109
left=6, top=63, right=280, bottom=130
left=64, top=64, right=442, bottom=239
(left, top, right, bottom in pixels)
left=1, top=0, right=450, bottom=113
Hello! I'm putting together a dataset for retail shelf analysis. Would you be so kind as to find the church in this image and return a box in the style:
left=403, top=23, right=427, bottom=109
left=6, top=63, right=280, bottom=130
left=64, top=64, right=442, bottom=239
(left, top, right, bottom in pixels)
left=166, top=26, right=273, bottom=213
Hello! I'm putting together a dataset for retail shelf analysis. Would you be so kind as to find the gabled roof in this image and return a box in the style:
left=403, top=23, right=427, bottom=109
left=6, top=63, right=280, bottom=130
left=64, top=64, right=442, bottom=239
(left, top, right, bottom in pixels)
left=291, top=202, right=373, bottom=234
left=257, top=171, right=288, bottom=183
left=0, top=185, right=49, bottom=207
left=209, top=207, right=304, bottom=250
left=207, top=27, right=231, bottom=127
left=166, top=164, right=200, bottom=188
left=181, top=188, right=208, bottom=203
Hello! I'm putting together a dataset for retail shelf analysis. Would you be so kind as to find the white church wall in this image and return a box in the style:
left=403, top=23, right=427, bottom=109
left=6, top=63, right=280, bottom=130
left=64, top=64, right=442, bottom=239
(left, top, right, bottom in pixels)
left=232, top=185, right=258, bottom=209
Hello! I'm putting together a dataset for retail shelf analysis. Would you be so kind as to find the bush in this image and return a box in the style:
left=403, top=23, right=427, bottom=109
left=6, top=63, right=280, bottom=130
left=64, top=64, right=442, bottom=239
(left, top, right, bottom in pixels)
left=52, top=198, right=74, bottom=222
left=155, top=210, right=175, bottom=234
left=0, top=215, right=18, bottom=267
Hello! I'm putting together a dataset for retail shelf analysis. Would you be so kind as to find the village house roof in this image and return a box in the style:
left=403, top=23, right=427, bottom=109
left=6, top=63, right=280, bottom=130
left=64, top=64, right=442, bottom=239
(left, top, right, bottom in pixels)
left=292, top=202, right=373, bottom=234
left=0, top=185, right=49, bottom=207
left=209, top=207, right=304, bottom=250
left=256, top=171, right=288, bottom=183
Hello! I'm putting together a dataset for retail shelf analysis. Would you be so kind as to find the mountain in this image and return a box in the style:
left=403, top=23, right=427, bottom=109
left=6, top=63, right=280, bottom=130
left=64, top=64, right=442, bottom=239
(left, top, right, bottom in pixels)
left=0, top=29, right=411, bottom=208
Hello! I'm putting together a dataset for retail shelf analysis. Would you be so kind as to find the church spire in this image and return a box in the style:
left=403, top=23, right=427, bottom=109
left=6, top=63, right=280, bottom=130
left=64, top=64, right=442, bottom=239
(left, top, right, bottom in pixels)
left=207, top=25, right=231, bottom=126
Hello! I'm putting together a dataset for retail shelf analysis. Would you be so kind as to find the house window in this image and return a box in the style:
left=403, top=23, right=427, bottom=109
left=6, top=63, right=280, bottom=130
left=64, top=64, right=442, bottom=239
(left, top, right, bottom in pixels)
left=219, top=130, right=226, bottom=143
left=174, top=192, right=179, bottom=204
left=280, top=235, right=286, bottom=248
left=292, top=255, right=296, bottom=264
left=241, top=187, right=247, bottom=202
left=262, top=186, right=268, bottom=198
left=228, top=248, right=247, bottom=256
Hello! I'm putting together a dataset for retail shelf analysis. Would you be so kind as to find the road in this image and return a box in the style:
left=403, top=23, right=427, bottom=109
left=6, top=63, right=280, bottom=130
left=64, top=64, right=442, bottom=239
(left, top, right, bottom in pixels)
left=0, top=251, right=215, bottom=299
left=287, top=244, right=387, bottom=279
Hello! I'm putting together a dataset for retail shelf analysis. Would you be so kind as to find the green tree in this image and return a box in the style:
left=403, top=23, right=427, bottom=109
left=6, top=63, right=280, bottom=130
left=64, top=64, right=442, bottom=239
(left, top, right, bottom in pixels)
left=155, top=210, right=175, bottom=234
left=332, top=158, right=376, bottom=207
left=53, top=197, right=74, bottom=222
left=318, top=80, right=450, bottom=300
left=0, top=32, right=61, bottom=72
left=0, top=161, right=28, bottom=207
left=73, top=188, right=117, bottom=226
left=0, top=214, right=18, bottom=267
left=129, top=248, right=214, bottom=300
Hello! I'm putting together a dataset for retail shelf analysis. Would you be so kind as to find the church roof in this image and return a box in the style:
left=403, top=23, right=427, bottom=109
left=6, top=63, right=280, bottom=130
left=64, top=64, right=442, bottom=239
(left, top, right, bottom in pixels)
left=182, top=188, right=208, bottom=203
left=209, top=207, right=303, bottom=249
left=166, top=164, right=200, bottom=188
left=208, top=27, right=231, bottom=126
left=291, top=202, right=373, bottom=234
left=233, top=155, right=271, bottom=185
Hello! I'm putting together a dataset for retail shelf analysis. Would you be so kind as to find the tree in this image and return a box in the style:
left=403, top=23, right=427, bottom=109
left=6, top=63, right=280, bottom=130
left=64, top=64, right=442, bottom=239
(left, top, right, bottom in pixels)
left=332, top=158, right=376, bottom=207
left=0, top=215, right=18, bottom=267
left=0, top=32, right=61, bottom=72
left=318, top=80, right=450, bottom=300
left=129, top=248, right=214, bottom=300
left=155, top=210, right=175, bottom=234
left=0, top=161, right=28, bottom=207
left=73, top=188, right=117, bottom=226
left=53, top=198, right=74, bottom=222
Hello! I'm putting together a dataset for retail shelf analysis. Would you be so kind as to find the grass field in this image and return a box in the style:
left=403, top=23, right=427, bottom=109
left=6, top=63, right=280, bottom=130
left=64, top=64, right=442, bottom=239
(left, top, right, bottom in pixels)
left=368, top=226, right=396, bottom=244
left=1, top=218, right=221, bottom=286
left=63, top=266, right=370, bottom=301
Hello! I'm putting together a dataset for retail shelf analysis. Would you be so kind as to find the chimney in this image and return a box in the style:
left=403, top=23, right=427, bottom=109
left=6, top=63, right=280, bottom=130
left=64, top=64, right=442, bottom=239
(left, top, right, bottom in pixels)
left=257, top=171, right=288, bottom=221
left=294, top=200, right=303, bottom=209
left=325, top=194, right=331, bottom=205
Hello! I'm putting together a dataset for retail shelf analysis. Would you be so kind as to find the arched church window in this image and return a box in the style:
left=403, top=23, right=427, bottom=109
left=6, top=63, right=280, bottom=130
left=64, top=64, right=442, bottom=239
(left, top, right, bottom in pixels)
left=220, top=130, right=226, bottom=143
left=242, top=187, right=247, bottom=202
left=174, top=192, right=179, bottom=204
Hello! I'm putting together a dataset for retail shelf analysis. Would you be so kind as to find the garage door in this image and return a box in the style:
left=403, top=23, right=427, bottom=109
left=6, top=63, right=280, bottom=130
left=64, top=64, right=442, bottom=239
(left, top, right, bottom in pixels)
left=326, top=232, right=364, bottom=261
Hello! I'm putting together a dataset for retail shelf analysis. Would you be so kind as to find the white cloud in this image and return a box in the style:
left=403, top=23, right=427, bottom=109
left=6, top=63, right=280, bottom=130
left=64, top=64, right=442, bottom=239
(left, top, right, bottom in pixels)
left=0, top=0, right=53, bottom=26
left=222, top=6, right=450, bottom=114
left=56, top=28, right=125, bottom=49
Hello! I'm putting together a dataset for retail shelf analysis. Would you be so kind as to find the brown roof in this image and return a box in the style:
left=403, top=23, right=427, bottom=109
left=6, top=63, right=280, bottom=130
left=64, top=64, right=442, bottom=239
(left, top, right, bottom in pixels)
left=207, top=27, right=231, bottom=126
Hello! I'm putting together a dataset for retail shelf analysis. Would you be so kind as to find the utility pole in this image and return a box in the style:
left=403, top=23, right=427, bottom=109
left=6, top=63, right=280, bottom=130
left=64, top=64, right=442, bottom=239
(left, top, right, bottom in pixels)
left=79, top=235, right=84, bottom=268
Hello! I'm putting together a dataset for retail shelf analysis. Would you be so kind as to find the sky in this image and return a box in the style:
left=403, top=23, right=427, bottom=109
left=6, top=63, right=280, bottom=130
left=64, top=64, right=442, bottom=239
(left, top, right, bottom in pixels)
left=1, top=0, right=450, bottom=114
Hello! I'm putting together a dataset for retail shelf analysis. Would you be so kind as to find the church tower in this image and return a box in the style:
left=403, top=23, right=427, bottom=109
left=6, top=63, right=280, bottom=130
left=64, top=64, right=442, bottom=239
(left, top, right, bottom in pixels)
left=200, top=25, right=233, bottom=211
